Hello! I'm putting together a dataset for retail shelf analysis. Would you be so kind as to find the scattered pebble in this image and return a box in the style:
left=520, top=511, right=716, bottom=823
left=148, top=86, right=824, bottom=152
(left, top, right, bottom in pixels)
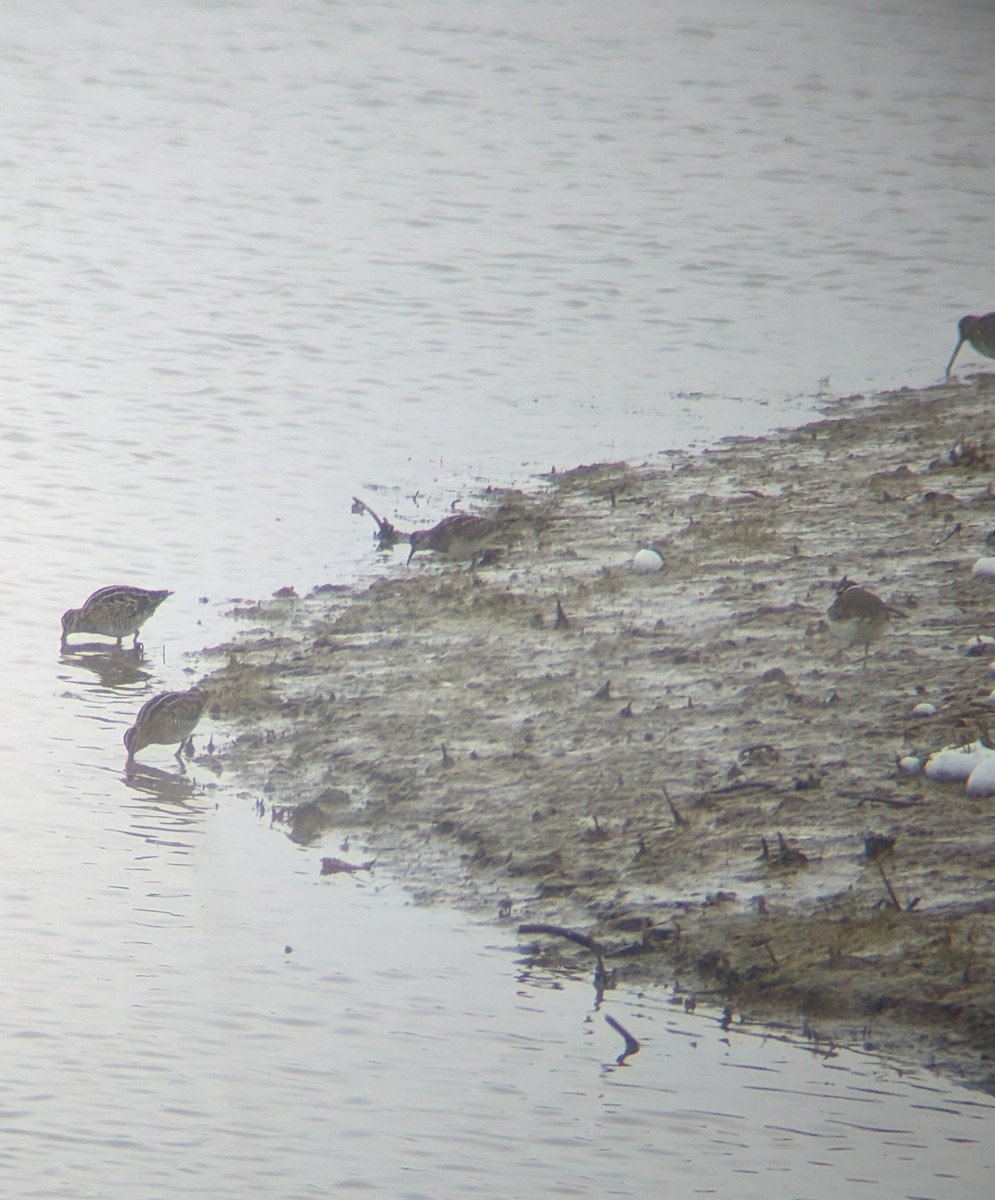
left=925, top=740, right=995, bottom=783
left=633, top=547, right=666, bottom=574
left=967, top=756, right=995, bottom=797
left=897, top=755, right=921, bottom=775
left=911, top=702, right=936, bottom=717
left=964, top=634, right=995, bottom=656
left=971, top=557, right=995, bottom=580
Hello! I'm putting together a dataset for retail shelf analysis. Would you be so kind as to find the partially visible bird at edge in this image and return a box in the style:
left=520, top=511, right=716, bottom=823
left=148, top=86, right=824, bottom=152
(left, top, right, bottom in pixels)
left=827, top=577, right=907, bottom=668
left=124, top=689, right=205, bottom=770
left=61, top=585, right=172, bottom=651
left=946, top=312, right=995, bottom=377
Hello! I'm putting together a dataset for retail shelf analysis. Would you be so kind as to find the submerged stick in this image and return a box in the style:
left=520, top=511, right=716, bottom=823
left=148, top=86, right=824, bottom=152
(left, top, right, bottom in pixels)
left=351, top=496, right=402, bottom=546
left=519, top=922, right=610, bottom=1003
left=605, top=1014, right=640, bottom=1064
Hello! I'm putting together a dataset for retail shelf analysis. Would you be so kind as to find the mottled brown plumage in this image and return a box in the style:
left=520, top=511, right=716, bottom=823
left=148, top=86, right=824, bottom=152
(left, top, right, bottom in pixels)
left=62, top=585, right=172, bottom=650
left=407, top=513, right=503, bottom=567
left=827, top=578, right=906, bottom=668
left=124, top=689, right=205, bottom=767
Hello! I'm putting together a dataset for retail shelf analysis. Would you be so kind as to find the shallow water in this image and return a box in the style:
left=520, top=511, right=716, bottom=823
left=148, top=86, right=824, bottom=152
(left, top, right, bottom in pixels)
left=4, top=0, right=995, bottom=1193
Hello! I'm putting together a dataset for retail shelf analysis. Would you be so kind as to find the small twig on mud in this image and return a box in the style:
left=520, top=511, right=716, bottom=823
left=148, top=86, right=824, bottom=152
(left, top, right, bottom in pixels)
left=604, top=1014, right=640, bottom=1064
left=662, top=785, right=689, bottom=828
left=878, top=862, right=902, bottom=911
left=519, top=923, right=605, bottom=959
left=775, top=831, right=808, bottom=866
left=711, top=779, right=777, bottom=796
left=847, top=790, right=921, bottom=809
left=761, top=939, right=779, bottom=968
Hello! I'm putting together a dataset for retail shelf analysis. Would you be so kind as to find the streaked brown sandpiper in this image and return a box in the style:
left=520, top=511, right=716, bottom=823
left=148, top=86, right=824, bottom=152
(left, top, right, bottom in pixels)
left=124, top=689, right=205, bottom=768
left=62, top=585, right=172, bottom=651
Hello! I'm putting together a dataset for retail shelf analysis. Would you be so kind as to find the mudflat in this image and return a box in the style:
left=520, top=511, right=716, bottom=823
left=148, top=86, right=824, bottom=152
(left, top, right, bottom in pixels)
left=204, top=375, right=995, bottom=1092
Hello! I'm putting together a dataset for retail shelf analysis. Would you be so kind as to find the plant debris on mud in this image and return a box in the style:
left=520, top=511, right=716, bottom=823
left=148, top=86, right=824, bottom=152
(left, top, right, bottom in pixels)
left=203, top=375, right=995, bottom=1093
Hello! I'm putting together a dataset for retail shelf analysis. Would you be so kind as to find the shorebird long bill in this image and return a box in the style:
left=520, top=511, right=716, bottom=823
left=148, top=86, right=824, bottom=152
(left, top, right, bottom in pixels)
left=946, top=313, right=995, bottom=377
left=946, top=334, right=966, bottom=378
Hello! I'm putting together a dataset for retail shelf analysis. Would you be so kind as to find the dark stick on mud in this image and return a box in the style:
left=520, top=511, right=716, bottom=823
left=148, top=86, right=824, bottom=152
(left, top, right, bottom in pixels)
left=662, top=785, right=688, bottom=828
left=604, top=1014, right=640, bottom=1063
left=520, top=922, right=611, bottom=1006
left=519, top=923, right=605, bottom=960
left=554, top=598, right=570, bottom=629
left=878, top=862, right=902, bottom=911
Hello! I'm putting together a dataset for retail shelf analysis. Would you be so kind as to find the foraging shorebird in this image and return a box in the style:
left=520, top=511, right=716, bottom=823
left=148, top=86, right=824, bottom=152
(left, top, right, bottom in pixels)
left=124, top=689, right=205, bottom=768
left=62, top=585, right=172, bottom=650
left=827, top=577, right=907, bottom=668
left=407, top=513, right=504, bottom=567
left=946, top=312, right=995, bottom=377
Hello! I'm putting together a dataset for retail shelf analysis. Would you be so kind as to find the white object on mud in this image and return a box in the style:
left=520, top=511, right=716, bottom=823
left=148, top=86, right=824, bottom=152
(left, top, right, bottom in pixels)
left=964, top=634, right=995, bottom=656
left=967, top=756, right=995, bottom=797
left=971, top=557, right=995, bottom=581
left=897, top=755, right=921, bottom=775
left=911, top=702, right=936, bottom=717
left=925, top=740, right=995, bottom=783
left=633, top=547, right=666, bottom=574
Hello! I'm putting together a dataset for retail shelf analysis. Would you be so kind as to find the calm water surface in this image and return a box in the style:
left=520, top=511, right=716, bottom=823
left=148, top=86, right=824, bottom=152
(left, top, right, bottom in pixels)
left=3, top=0, right=995, bottom=1193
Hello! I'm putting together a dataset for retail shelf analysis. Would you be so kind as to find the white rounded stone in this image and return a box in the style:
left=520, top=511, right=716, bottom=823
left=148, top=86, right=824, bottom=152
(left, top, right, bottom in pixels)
left=925, top=741, right=995, bottom=783
left=967, top=756, right=995, bottom=797
left=972, top=557, right=995, bottom=581
left=633, top=548, right=666, bottom=574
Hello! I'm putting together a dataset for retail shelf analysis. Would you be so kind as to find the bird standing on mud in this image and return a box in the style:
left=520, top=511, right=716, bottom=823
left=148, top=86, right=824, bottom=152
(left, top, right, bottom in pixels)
left=946, top=312, right=995, bottom=377
left=61, top=585, right=172, bottom=651
left=124, top=689, right=205, bottom=769
left=827, top=577, right=907, bottom=668
left=407, top=513, right=504, bottom=568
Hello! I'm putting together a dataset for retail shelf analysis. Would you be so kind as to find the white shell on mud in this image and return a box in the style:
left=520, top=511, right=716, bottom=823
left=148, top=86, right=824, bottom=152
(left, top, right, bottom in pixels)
left=633, top=548, right=666, bottom=574
left=971, top=557, right=995, bottom=580
left=897, top=755, right=921, bottom=775
left=925, top=740, right=995, bottom=783
left=967, top=756, right=995, bottom=797
left=911, top=702, right=936, bottom=717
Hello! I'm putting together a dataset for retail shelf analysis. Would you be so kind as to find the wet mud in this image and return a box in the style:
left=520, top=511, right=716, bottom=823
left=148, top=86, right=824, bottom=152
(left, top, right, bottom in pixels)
left=203, top=375, right=995, bottom=1092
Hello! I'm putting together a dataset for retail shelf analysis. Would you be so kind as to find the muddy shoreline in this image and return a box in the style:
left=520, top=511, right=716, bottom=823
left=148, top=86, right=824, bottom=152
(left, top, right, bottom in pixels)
left=204, top=375, right=995, bottom=1093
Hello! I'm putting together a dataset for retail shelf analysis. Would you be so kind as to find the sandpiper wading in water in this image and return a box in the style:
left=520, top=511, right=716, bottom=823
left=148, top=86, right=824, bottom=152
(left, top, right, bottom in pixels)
left=124, top=689, right=205, bottom=769
left=61, top=585, right=172, bottom=650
